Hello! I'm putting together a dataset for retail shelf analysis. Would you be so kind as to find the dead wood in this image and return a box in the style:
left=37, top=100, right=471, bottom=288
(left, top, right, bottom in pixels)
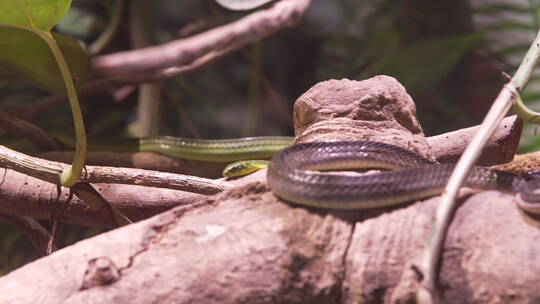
left=1, top=76, right=538, bottom=304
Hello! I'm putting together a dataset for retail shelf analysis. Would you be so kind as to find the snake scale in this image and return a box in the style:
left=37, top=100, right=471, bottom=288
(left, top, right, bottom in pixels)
left=266, top=140, right=538, bottom=210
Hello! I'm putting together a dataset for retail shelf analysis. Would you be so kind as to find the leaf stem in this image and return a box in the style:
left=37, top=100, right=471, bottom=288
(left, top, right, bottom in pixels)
left=35, top=29, right=86, bottom=187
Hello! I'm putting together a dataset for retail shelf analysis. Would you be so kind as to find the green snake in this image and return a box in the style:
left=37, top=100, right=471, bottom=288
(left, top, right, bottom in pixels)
left=56, top=135, right=540, bottom=212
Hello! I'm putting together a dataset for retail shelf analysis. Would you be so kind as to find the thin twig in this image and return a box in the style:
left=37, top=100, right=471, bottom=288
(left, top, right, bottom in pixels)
left=0, top=145, right=230, bottom=195
left=0, top=213, right=54, bottom=256
left=417, top=29, right=540, bottom=304
left=1, top=78, right=117, bottom=121
left=0, top=110, right=62, bottom=151
left=89, top=0, right=124, bottom=55
left=72, top=183, right=132, bottom=226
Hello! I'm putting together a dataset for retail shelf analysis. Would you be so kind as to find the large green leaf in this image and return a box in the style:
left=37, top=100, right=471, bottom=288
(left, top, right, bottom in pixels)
left=0, top=0, right=71, bottom=31
left=366, top=33, right=485, bottom=94
left=0, top=0, right=87, bottom=93
left=0, top=26, right=87, bottom=92
left=0, top=0, right=87, bottom=188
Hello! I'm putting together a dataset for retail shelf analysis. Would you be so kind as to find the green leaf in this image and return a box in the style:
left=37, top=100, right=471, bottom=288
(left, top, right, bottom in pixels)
left=0, top=0, right=72, bottom=31
left=366, top=33, right=485, bottom=94
left=0, top=0, right=87, bottom=188
left=214, top=0, right=273, bottom=11
left=0, top=26, right=87, bottom=92
left=0, top=0, right=86, bottom=92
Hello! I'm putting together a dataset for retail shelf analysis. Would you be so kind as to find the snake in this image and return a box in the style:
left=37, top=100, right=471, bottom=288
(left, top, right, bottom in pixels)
left=53, top=134, right=540, bottom=212
left=266, top=140, right=540, bottom=212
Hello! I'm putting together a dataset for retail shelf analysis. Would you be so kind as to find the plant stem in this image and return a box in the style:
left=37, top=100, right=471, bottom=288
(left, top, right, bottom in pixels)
left=89, top=0, right=124, bottom=55
left=418, top=28, right=540, bottom=304
left=36, top=29, right=87, bottom=187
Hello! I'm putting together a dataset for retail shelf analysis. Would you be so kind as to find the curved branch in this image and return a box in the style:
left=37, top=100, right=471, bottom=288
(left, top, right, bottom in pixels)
left=0, top=213, right=53, bottom=256
left=91, top=0, right=312, bottom=77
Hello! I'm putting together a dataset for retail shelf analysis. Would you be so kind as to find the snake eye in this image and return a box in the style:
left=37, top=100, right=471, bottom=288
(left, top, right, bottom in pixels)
left=519, top=178, right=540, bottom=203
left=527, top=170, right=540, bottom=178
left=516, top=178, right=540, bottom=214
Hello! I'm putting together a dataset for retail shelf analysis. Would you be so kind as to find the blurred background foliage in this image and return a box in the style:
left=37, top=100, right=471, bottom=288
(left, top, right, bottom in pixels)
left=2, top=0, right=540, bottom=274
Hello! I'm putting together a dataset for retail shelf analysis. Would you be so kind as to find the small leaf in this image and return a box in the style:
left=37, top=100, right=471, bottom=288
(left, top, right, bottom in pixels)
left=214, top=0, right=273, bottom=11
left=0, top=26, right=88, bottom=92
left=0, top=0, right=72, bottom=31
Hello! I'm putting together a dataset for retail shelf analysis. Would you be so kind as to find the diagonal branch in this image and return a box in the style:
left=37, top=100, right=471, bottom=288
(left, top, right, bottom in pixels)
left=0, top=213, right=53, bottom=256
left=0, top=110, right=62, bottom=151
left=91, top=0, right=312, bottom=77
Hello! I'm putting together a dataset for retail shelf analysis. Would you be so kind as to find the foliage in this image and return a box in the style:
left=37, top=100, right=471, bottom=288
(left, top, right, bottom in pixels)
left=0, top=28, right=87, bottom=92
left=0, top=0, right=87, bottom=187
left=0, top=0, right=88, bottom=92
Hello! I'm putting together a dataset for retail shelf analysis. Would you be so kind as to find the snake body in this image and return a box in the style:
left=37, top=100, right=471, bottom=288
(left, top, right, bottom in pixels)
left=266, top=140, right=533, bottom=210
left=54, top=133, right=539, bottom=210
left=139, top=136, right=293, bottom=162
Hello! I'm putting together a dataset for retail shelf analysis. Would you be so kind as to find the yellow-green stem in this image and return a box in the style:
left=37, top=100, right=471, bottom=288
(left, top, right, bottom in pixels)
left=36, top=30, right=86, bottom=187
left=510, top=29, right=540, bottom=122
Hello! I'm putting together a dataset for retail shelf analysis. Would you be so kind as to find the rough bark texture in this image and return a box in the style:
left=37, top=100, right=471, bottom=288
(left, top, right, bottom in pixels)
left=1, top=76, right=537, bottom=304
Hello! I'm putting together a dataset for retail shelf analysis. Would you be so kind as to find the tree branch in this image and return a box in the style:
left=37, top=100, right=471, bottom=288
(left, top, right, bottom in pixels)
left=0, top=145, right=229, bottom=195
left=91, top=0, right=312, bottom=77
